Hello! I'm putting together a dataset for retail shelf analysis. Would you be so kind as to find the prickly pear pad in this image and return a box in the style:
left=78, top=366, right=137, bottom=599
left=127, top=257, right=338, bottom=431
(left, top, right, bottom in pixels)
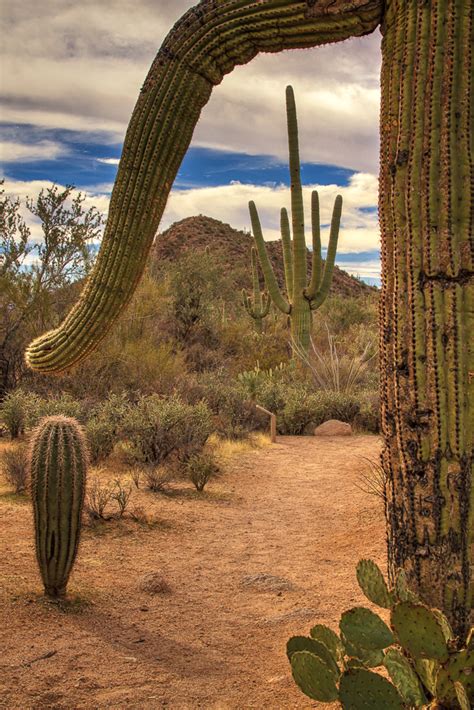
left=391, top=602, right=449, bottom=662
left=383, top=648, right=427, bottom=706
left=356, top=559, right=392, bottom=609
left=286, top=636, right=339, bottom=678
left=340, top=607, right=394, bottom=650
left=339, top=668, right=404, bottom=709
left=290, top=651, right=339, bottom=702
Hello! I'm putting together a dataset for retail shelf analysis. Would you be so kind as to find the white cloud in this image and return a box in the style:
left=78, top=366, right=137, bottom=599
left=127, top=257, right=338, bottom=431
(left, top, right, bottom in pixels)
left=97, top=158, right=120, bottom=166
left=3, top=171, right=379, bottom=253
left=0, top=140, right=68, bottom=162
left=1, top=0, right=382, bottom=173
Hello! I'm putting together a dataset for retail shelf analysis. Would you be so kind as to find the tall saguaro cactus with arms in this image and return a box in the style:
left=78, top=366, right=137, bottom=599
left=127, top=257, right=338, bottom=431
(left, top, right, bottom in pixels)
left=25, top=0, right=473, bottom=640
left=249, top=85, right=342, bottom=355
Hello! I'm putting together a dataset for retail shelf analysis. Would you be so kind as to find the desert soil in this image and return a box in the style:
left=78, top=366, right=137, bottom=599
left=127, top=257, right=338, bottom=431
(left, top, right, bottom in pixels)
left=0, top=434, right=384, bottom=710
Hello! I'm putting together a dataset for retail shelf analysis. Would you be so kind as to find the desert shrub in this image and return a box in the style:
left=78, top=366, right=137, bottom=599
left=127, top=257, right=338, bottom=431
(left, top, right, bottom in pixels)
left=37, top=393, right=86, bottom=423
left=111, top=479, right=133, bottom=517
left=142, top=465, right=172, bottom=492
left=186, top=371, right=266, bottom=440
left=85, top=417, right=116, bottom=465
left=84, top=474, right=115, bottom=521
left=355, top=390, right=380, bottom=433
left=85, top=393, right=128, bottom=464
left=0, top=389, right=41, bottom=438
left=186, top=451, right=219, bottom=492
left=123, top=394, right=213, bottom=466
left=0, top=444, right=29, bottom=492
left=296, top=331, right=377, bottom=395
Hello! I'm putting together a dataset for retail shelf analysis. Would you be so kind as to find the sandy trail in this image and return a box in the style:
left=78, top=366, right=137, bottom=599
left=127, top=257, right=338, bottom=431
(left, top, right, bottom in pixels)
left=0, top=434, right=384, bottom=709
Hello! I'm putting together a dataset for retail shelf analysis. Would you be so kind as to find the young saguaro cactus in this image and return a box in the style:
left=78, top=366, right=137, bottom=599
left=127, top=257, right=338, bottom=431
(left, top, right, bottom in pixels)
left=242, top=247, right=271, bottom=333
left=249, top=86, right=342, bottom=355
left=29, top=416, right=87, bottom=597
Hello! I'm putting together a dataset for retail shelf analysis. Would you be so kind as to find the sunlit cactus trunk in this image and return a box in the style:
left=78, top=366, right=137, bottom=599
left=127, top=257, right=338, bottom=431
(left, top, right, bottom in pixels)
left=379, top=0, right=473, bottom=640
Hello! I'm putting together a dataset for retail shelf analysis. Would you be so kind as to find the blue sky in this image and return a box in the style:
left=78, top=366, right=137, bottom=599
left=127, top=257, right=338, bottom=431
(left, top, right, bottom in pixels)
left=0, top=0, right=382, bottom=285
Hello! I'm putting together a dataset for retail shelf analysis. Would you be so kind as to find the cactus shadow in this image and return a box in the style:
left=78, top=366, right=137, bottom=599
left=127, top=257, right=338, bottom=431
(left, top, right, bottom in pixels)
left=70, top=608, right=222, bottom=678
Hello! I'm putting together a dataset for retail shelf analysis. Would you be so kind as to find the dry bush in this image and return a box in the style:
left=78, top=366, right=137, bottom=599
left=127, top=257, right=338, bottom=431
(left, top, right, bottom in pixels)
left=355, top=457, right=387, bottom=502
left=129, top=467, right=141, bottom=489
left=84, top=474, right=115, bottom=521
left=142, top=465, right=172, bottom=493
left=0, top=444, right=29, bottom=493
left=111, top=479, right=133, bottom=518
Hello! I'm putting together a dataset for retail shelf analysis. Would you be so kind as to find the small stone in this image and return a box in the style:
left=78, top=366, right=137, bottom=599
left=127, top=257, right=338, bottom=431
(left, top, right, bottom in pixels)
left=314, top=419, right=352, bottom=436
left=139, top=572, right=171, bottom=595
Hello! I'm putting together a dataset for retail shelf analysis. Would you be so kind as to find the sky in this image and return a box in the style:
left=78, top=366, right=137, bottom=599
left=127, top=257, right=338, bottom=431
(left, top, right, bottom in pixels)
left=0, top=0, right=383, bottom=285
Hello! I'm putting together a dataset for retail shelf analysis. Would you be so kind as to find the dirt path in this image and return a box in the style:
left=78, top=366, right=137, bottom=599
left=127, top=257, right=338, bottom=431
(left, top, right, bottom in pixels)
left=0, top=435, right=384, bottom=709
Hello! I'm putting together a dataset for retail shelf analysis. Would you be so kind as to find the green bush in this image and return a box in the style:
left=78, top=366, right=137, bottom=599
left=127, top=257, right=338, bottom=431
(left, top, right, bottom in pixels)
left=186, top=451, right=219, bottom=492
left=37, top=393, right=85, bottom=422
left=86, top=417, right=116, bottom=465
left=184, top=371, right=266, bottom=440
left=0, top=389, right=41, bottom=438
left=355, top=390, right=380, bottom=433
left=85, top=393, right=128, bottom=464
left=122, top=394, right=213, bottom=466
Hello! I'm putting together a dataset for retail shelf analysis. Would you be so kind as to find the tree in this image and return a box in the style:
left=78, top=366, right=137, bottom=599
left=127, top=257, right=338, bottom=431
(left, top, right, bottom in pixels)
left=0, top=183, right=103, bottom=393
left=24, top=1, right=473, bottom=640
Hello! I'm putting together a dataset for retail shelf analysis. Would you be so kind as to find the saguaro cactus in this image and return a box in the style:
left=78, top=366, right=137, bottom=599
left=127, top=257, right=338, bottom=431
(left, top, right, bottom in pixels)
left=242, top=247, right=271, bottom=333
left=29, top=416, right=87, bottom=597
left=249, top=86, right=342, bottom=355
left=25, top=0, right=473, bottom=639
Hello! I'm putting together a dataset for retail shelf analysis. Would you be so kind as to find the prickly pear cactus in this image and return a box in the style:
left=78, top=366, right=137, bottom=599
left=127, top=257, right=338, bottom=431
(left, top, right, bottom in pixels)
left=287, top=559, right=474, bottom=708
left=29, top=416, right=87, bottom=597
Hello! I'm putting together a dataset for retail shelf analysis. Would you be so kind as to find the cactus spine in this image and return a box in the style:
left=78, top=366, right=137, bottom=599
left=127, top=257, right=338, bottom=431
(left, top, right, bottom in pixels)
left=29, top=416, right=87, bottom=597
left=249, top=86, right=342, bottom=355
left=242, top=247, right=270, bottom=333
left=24, top=0, right=472, bottom=637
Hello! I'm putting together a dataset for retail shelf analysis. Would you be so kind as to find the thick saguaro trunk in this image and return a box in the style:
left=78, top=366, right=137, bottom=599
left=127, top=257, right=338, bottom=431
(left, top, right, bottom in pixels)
left=379, top=0, right=473, bottom=640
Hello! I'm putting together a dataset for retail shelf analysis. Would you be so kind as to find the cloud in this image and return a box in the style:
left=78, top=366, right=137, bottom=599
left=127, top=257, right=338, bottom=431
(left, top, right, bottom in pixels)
left=1, top=0, right=382, bottom=173
left=0, top=140, right=68, bottom=162
left=97, top=158, right=120, bottom=166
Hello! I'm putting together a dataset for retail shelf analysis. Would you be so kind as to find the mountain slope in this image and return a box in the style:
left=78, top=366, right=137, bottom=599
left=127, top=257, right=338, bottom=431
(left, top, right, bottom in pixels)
left=152, top=215, right=375, bottom=297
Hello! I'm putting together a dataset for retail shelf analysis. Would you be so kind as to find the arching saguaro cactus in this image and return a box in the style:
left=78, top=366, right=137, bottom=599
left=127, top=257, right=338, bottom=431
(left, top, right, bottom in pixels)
left=25, top=0, right=473, bottom=640
left=249, top=86, right=342, bottom=355
left=242, top=247, right=271, bottom=333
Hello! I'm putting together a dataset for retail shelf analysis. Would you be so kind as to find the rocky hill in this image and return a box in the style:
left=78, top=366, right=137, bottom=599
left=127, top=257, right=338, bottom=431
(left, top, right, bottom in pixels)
left=152, top=215, right=375, bottom=297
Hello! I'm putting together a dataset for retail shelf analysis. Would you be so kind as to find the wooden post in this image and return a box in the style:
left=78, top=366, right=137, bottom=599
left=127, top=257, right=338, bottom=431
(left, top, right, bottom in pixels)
left=256, top=404, right=277, bottom=444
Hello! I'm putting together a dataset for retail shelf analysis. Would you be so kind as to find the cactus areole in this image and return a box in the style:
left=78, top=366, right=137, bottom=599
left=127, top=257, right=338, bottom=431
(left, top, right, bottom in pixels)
left=25, top=1, right=473, bottom=639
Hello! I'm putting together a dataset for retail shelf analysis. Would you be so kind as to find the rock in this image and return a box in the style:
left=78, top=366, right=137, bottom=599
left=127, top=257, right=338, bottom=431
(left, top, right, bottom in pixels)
left=139, top=572, right=171, bottom=595
left=241, top=573, right=297, bottom=593
left=314, top=419, right=352, bottom=436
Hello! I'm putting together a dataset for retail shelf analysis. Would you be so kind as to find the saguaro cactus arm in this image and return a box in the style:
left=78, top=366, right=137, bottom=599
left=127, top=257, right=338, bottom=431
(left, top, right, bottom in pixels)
left=242, top=248, right=271, bottom=323
left=281, top=208, right=294, bottom=301
left=307, top=191, right=322, bottom=297
left=25, top=0, right=383, bottom=373
left=249, top=200, right=291, bottom=315
left=308, top=193, right=343, bottom=308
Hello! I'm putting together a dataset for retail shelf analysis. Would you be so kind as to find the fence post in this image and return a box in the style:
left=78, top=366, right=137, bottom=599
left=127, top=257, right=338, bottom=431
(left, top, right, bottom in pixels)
left=256, top=404, right=277, bottom=443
